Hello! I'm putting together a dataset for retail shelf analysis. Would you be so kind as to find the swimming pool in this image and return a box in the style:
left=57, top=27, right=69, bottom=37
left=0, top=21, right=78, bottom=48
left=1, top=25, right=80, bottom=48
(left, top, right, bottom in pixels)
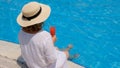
left=0, top=0, right=120, bottom=68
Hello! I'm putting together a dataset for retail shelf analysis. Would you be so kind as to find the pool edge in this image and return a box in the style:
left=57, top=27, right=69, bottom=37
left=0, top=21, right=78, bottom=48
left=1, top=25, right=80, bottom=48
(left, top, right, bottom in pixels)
left=0, top=40, right=84, bottom=68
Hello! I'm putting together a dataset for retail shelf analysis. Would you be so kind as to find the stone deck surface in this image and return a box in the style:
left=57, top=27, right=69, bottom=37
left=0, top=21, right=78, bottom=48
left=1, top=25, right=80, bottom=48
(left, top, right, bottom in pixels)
left=0, top=40, right=84, bottom=68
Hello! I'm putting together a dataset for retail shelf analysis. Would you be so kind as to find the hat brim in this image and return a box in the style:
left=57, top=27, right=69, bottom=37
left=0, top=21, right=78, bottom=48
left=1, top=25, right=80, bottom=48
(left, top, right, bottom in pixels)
left=17, top=3, right=51, bottom=27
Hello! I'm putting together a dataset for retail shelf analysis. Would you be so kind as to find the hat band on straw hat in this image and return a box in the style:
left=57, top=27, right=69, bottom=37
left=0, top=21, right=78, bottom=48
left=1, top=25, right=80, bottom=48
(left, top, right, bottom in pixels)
left=22, top=7, right=42, bottom=21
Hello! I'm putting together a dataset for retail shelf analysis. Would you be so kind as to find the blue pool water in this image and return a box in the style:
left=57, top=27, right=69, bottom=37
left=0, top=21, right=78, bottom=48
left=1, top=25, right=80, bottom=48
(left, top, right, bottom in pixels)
left=0, top=0, right=120, bottom=68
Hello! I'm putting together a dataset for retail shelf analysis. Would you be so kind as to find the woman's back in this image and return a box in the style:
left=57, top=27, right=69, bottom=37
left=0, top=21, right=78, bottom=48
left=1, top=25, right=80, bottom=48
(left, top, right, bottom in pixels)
left=19, top=30, right=57, bottom=68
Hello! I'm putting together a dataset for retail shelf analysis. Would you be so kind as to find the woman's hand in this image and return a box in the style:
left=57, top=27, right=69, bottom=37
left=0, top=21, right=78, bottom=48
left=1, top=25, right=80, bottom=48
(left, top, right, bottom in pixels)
left=52, top=35, right=57, bottom=43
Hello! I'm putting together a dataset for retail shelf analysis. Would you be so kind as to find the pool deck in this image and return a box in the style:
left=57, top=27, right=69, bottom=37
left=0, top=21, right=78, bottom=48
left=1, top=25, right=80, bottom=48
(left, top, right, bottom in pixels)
left=0, top=40, right=84, bottom=68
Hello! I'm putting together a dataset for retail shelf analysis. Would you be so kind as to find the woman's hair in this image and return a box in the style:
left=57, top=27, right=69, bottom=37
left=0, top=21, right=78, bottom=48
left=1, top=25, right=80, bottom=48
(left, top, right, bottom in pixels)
left=22, top=22, right=44, bottom=33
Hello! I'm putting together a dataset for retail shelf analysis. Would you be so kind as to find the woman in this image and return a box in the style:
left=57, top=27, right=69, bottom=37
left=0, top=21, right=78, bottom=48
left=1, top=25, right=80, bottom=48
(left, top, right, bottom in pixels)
left=17, top=1, right=72, bottom=68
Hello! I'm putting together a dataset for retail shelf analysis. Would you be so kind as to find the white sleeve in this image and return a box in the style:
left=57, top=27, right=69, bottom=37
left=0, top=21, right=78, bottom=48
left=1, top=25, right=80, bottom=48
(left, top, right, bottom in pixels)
left=44, top=37, right=57, bottom=65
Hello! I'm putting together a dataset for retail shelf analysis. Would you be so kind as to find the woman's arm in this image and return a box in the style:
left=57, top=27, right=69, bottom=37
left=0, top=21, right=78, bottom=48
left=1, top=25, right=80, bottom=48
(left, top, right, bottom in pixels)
left=44, top=37, right=57, bottom=65
left=52, top=35, right=57, bottom=43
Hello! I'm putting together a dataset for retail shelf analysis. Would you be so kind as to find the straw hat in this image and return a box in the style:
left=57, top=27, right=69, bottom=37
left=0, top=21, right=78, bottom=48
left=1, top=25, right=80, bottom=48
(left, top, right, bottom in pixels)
left=17, top=2, right=51, bottom=27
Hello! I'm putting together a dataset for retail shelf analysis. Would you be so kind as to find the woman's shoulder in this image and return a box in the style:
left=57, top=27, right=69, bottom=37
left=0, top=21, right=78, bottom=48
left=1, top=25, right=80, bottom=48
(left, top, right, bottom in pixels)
left=38, top=30, right=50, bottom=36
left=41, top=30, right=50, bottom=34
left=37, top=30, right=51, bottom=39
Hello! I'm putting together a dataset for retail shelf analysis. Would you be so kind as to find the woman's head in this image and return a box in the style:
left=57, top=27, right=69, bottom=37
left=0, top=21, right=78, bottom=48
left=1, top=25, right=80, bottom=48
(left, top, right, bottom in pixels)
left=22, top=22, right=44, bottom=34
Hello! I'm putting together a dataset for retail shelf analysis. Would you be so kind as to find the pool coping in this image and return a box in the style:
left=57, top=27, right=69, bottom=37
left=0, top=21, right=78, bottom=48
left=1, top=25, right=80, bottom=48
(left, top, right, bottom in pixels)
left=0, top=40, right=84, bottom=68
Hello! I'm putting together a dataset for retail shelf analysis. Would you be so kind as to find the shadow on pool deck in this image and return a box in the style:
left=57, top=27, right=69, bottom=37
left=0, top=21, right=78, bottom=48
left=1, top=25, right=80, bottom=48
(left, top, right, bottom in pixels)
left=17, top=56, right=28, bottom=68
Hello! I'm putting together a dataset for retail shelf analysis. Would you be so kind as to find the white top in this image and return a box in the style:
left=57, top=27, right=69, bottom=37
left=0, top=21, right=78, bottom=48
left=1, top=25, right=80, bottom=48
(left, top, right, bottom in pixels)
left=18, top=30, right=68, bottom=68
